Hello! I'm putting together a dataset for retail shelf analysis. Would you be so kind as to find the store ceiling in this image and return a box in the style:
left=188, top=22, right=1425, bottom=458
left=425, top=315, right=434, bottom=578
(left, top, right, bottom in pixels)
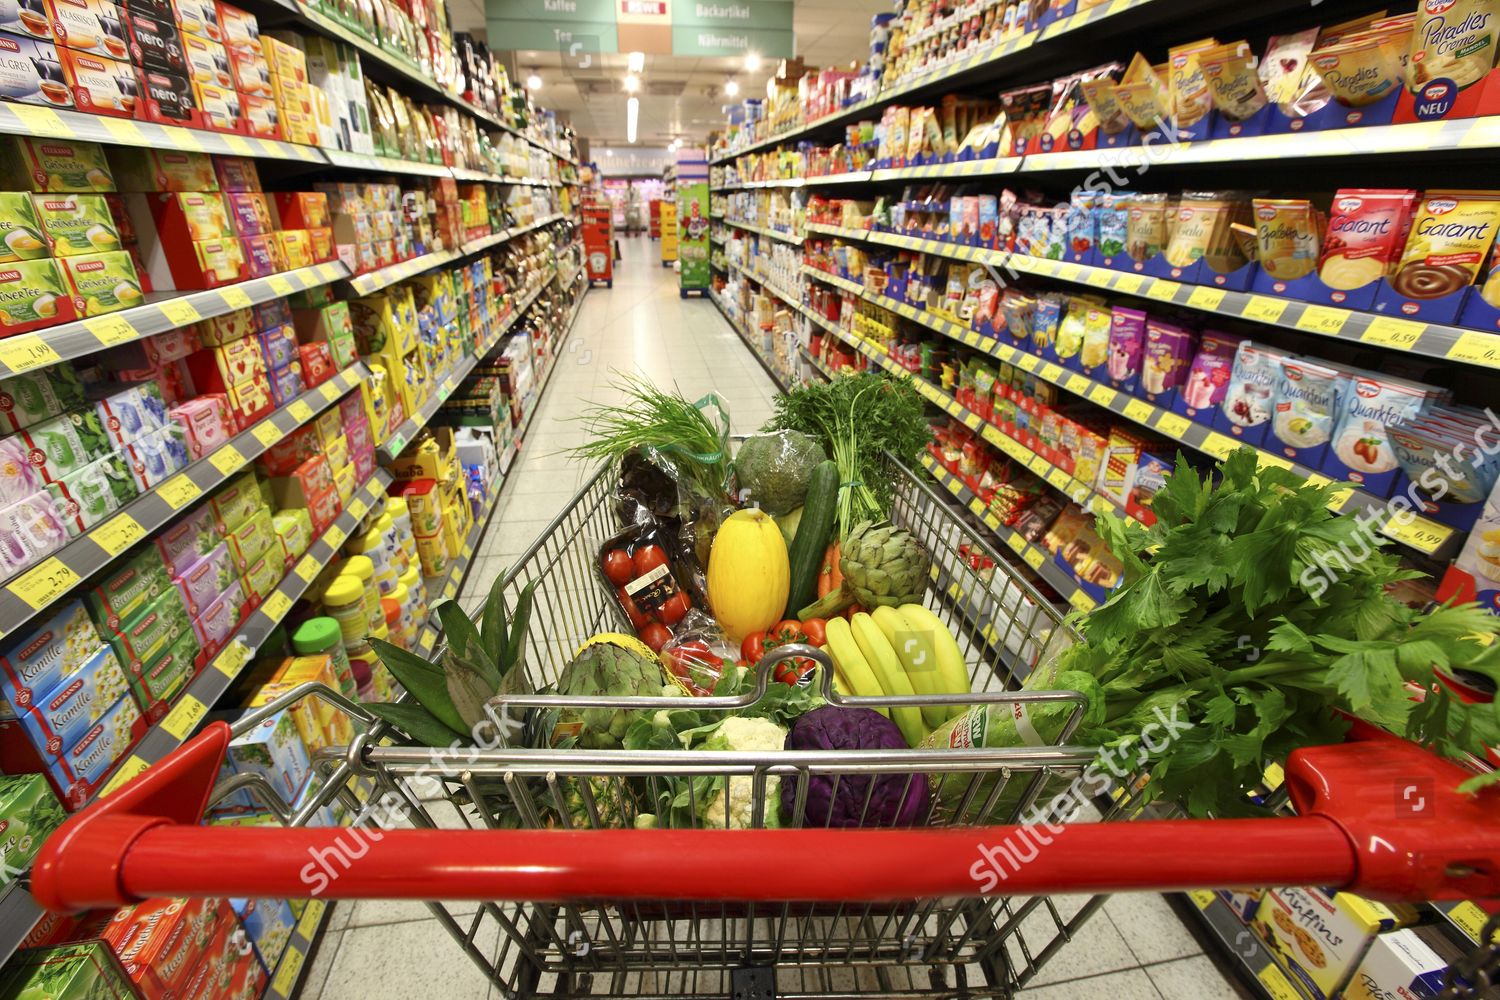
left=452, top=0, right=888, bottom=147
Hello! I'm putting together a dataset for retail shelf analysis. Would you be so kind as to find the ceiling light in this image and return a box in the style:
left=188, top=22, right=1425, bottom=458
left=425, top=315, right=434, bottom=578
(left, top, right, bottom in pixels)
left=525, top=72, right=542, bottom=90
left=627, top=97, right=639, bottom=144
left=744, top=52, right=761, bottom=72
left=724, top=79, right=739, bottom=97
left=624, top=74, right=639, bottom=93
left=627, top=51, right=645, bottom=73
left=604, top=148, right=613, bottom=156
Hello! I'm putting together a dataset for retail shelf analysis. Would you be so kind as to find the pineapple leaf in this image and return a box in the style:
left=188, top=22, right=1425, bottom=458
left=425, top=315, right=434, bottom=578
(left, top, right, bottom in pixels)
left=363, top=701, right=466, bottom=747
left=503, top=578, right=540, bottom=676
left=435, top=599, right=496, bottom=688
left=480, top=574, right=510, bottom=666
left=445, top=652, right=496, bottom=735
left=371, top=638, right=467, bottom=734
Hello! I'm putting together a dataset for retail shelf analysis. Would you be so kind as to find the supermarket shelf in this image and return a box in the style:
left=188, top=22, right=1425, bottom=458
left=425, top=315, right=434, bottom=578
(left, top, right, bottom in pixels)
left=347, top=216, right=566, bottom=295
left=711, top=290, right=791, bottom=393
left=726, top=259, right=803, bottom=311
left=0, top=469, right=392, bottom=968
left=1176, top=891, right=1308, bottom=1000
left=377, top=274, right=555, bottom=462
left=0, top=261, right=349, bottom=379
left=264, top=898, right=331, bottom=1000
left=723, top=218, right=804, bottom=246
left=921, top=453, right=1094, bottom=611
left=717, top=178, right=806, bottom=190
left=0, top=103, right=323, bottom=163
left=801, top=264, right=1461, bottom=559
left=0, top=365, right=369, bottom=643
left=323, top=148, right=453, bottom=177
left=808, top=223, right=1500, bottom=372
left=462, top=214, right=566, bottom=255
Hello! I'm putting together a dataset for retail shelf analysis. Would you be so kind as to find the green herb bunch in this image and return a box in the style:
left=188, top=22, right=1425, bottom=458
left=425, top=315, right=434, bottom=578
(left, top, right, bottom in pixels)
left=1059, top=449, right=1500, bottom=817
left=570, top=373, right=733, bottom=499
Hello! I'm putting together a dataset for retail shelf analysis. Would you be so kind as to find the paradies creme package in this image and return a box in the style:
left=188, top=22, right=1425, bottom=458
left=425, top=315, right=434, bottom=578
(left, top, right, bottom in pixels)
left=1400, top=0, right=1500, bottom=121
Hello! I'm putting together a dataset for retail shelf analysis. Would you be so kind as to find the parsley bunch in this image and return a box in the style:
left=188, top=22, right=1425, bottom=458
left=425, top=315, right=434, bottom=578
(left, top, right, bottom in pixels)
left=1058, top=449, right=1500, bottom=818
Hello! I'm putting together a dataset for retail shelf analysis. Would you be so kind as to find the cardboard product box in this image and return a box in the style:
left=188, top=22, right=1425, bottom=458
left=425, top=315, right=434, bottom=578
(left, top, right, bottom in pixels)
left=190, top=77, right=241, bottom=132
left=57, top=46, right=136, bottom=118
left=151, top=502, right=219, bottom=577
left=0, top=32, right=76, bottom=108
left=127, top=628, right=195, bottom=719
left=6, top=642, right=129, bottom=755
left=0, top=774, right=64, bottom=887
left=186, top=337, right=265, bottom=395
left=298, top=341, right=333, bottom=385
left=292, top=299, right=355, bottom=368
left=223, top=190, right=270, bottom=236
left=118, top=422, right=189, bottom=489
left=271, top=653, right=353, bottom=745
left=1342, top=927, right=1454, bottom=1000
left=0, top=135, right=115, bottom=191
left=258, top=423, right=318, bottom=477
left=0, top=598, right=99, bottom=711
left=221, top=705, right=309, bottom=802
left=104, top=585, right=190, bottom=672
left=0, top=0, right=55, bottom=39
left=45, top=450, right=137, bottom=536
left=171, top=0, right=218, bottom=40
left=122, top=7, right=183, bottom=71
left=214, top=0, right=255, bottom=47
left=268, top=452, right=330, bottom=509
left=43, top=0, right=128, bottom=56
left=266, top=359, right=301, bottom=405
left=185, top=233, right=244, bottom=285
left=238, top=232, right=281, bottom=277
left=225, top=38, right=265, bottom=93
left=270, top=506, right=309, bottom=561
left=1253, top=888, right=1413, bottom=1000
left=29, top=191, right=119, bottom=255
left=170, top=538, right=235, bottom=617
left=0, top=256, right=75, bottom=333
left=178, top=26, right=227, bottom=87
left=133, top=63, right=200, bottom=127
left=149, top=189, right=231, bottom=244
left=221, top=375, right=271, bottom=428
left=305, top=480, right=337, bottom=533
left=107, top=147, right=213, bottom=192
left=237, top=91, right=279, bottom=139
left=224, top=504, right=272, bottom=569
left=231, top=897, right=292, bottom=975
left=85, top=545, right=169, bottom=631
left=173, top=907, right=251, bottom=1000
left=99, top=896, right=222, bottom=999
left=4, top=690, right=147, bottom=807
left=14, top=407, right=113, bottom=483
left=238, top=544, right=280, bottom=600
left=274, top=190, right=327, bottom=229
left=189, top=575, right=246, bottom=657
left=207, top=469, right=259, bottom=533
left=0, top=191, right=48, bottom=263
left=307, top=223, right=334, bottom=261
left=0, top=941, right=137, bottom=999
left=59, top=248, right=142, bottom=315
left=209, top=155, right=257, bottom=193
left=197, top=304, right=251, bottom=345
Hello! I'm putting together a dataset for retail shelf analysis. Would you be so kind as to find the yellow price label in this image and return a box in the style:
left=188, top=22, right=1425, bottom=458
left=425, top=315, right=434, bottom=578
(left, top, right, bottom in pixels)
left=252, top=422, right=282, bottom=447
left=157, top=474, right=201, bottom=509
left=220, top=285, right=253, bottom=309
left=1241, top=295, right=1289, bottom=324
left=962, top=330, right=980, bottom=346
left=1256, top=965, right=1305, bottom=1000
left=268, top=275, right=295, bottom=296
left=1065, top=374, right=1090, bottom=395
left=968, top=498, right=987, bottom=517
left=1122, top=398, right=1155, bottom=424
left=444, top=579, right=459, bottom=599
left=1085, top=269, right=1111, bottom=288
left=297, top=899, right=327, bottom=938
left=160, top=695, right=208, bottom=741
left=9, top=104, right=70, bottom=137
left=1113, top=274, right=1144, bottom=294
left=1018, top=354, right=1040, bottom=372
left=1046, top=469, right=1070, bottom=491
left=212, top=641, right=250, bottom=677
left=171, top=127, right=204, bottom=151
left=159, top=297, right=201, bottom=327
left=1295, top=304, right=1349, bottom=335
left=84, top=314, right=137, bottom=346
left=1005, top=533, right=1025, bottom=554
left=1255, top=452, right=1293, bottom=471
left=1448, top=901, right=1500, bottom=943
left=1188, top=890, right=1216, bottom=910
left=100, top=118, right=149, bottom=145
left=317, top=262, right=341, bottom=282
left=319, top=382, right=341, bottom=403
left=1361, top=316, right=1425, bottom=350
left=9, top=557, right=81, bottom=610
left=294, top=556, right=321, bottom=583
left=1447, top=330, right=1500, bottom=368
left=1068, top=589, right=1098, bottom=612
left=99, top=755, right=150, bottom=799
left=1088, top=385, right=1117, bottom=407
left=0, top=333, right=62, bottom=374
left=962, top=412, right=981, bottom=431
left=1326, top=487, right=1353, bottom=509
left=1383, top=515, right=1451, bottom=554
left=287, top=400, right=315, bottom=423
left=324, top=525, right=347, bottom=549
left=1201, top=433, right=1239, bottom=459
left=1145, top=279, right=1180, bottom=302
left=1057, top=262, right=1083, bottom=281
left=208, top=446, right=244, bottom=477
left=1039, top=363, right=1064, bottom=382
left=1186, top=286, right=1225, bottom=310
left=271, top=945, right=306, bottom=996
left=1022, top=547, right=1044, bottom=571
left=91, top=513, right=146, bottom=557
left=1156, top=412, right=1192, bottom=439
left=261, top=590, right=293, bottom=622
left=222, top=134, right=254, bottom=155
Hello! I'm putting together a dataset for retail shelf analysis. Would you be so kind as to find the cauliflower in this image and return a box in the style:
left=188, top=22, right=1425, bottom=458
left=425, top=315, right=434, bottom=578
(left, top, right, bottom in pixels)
left=699, top=716, right=787, bottom=829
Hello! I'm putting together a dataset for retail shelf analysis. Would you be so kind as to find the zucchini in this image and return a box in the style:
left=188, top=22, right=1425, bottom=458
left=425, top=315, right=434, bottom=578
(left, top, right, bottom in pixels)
left=785, top=460, right=839, bottom=617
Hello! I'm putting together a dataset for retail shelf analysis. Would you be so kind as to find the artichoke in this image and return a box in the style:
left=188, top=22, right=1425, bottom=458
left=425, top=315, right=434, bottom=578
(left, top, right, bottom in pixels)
left=553, top=634, right=665, bottom=749
left=797, top=521, right=930, bottom=620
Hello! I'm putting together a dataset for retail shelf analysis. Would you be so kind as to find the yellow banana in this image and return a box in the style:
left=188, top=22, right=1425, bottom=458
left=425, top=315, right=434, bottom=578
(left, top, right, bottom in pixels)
left=872, top=605, right=948, bottom=728
left=898, top=604, right=973, bottom=718
left=850, top=613, right=926, bottom=747
left=823, top=616, right=888, bottom=718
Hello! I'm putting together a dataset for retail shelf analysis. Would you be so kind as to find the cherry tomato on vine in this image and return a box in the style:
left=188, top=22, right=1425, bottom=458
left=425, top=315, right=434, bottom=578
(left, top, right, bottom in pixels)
left=741, top=631, right=766, bottom=664
left=800, top=618, right=828, bottom=647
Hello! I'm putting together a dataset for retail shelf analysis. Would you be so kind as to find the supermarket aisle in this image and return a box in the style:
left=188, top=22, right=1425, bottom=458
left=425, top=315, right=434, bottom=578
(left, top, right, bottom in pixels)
left=295, top=242, right=1246, bottom=1000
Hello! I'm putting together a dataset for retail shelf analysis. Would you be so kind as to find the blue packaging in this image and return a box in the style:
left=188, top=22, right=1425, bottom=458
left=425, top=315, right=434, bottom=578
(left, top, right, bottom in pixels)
left=9, top=645, right=130, bottom=757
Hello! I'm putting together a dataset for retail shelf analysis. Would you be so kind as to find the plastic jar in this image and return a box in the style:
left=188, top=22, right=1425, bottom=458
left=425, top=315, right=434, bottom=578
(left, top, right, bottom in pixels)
left=291, top=617, right=357, bottom=697
left=346, top=527, right=396, bottom=595
left=385, top=496, right=419, bottom=567
left=399, top=564, right=429, bottom=628
left=346, top=640, right=377, bottom=699
left=322, top=575, right=368, bottom=645
left=388, top=582, right=419, bottom=648
left=381, top=598, right=404, bottom=649
left=344, top=555, right=384, bottom=633
left=375, top=512, right=409, bottom=577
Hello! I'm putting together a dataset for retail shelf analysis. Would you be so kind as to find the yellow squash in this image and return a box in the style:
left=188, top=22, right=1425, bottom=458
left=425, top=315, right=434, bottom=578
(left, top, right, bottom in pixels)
left=707, top=508, right=790, bottom=643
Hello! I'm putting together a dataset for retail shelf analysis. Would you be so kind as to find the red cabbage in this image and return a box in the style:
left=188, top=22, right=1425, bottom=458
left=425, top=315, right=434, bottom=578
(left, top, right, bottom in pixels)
left=781, top=706, right=930, bottom=827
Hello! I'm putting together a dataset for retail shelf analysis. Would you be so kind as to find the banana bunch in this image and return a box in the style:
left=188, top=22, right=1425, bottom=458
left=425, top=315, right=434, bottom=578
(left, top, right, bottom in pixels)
left=821, top=605, right=971, bottom=747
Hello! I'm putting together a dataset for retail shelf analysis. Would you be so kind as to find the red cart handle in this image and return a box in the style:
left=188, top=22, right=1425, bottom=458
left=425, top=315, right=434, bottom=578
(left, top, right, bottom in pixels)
left=31, top=721, right=1500, bottom=912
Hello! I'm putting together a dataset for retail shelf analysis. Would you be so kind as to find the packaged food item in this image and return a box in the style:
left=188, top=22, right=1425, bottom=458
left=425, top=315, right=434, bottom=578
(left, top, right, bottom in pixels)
left=128, top=630, right=195, bottom=717
left=1271, top=358, right=1345, bottom=463
left=222, top=706, right=310, bottom=802
left=1253, top=198, right=1320, bottom=280
left=1199, top=41, right=1267, bottom=120
left=0, top=257, right=72, bottom=332
left=1106, top=306, right=1146, bottom=386
left=1140, top=319, right=1195, bottom=397
left=0, top=136, right=113, bottom=192
left=1165, top=192, right=1235, bottom=269
left=15, top=408, right=112, bottom=483
left=0, top=489, right=67, bottom=574
left=104, top=586, right=190, bottom=671
left=0, top=33, right=74, bottom=108
left=151, top=190, right=232, bottom=242
left=231, top=897, right=293, bottom=974
left=107, top=147, right=215, bottom=192
left=85, top=545, right=169, bottom=631
left=1179, top=331, right=1244, bottom=414
left=270, top=506, right=310, bottom=560
left=1328, top=372, right=1442, bottom=491
left=1253, top=887, right=1413, bottom=1000
left=153, top=503, right=220, bottom=576
left=41, top=689, right=144, bottom=805
left=0, top=0, right=55, bottom=40
left=45, top=452, right=137, bottom=536
left=92, top=382, right=165, bottom=445
left=1261, top=29, right=1321, bottom=110
left=1319, top=189, right=1418, bottom=291
left=180, top=29, right=230, bottom=87
left=168, top=394, right=232, bottom=458
left=60, top=249, right=143, bottom=315
left=1167, top=37, right=1218, bottom=128
left=1390, top=190, right=1500, bottom=300
left=224, top=505, right=273, bottom=569
left=58, top=47, right=137, bottom=116
left=0, top=599, right=98, bottom=711
left=1311, top=30, right=1408, bottom=107
left=1408, top=0, right=1500, bottom=93
left=29, top=192, right=119, bottom=256
left=0, top=192, right=47, bottom=263
left=7, top=642, right=129, bottom=752
left=123, top=8, right=185, bottom=72
left=0, top=366, right=85, bottom=432
left=171, top=540, right=236, bottom=617
left=1219, top=341, right=1287, bottom=443
left=0, top=941, right=136, bottom=999
left=1111, top=53, right=1170, bottom=130
left=208, top=470, right=261, bottom=534
left=43, top=0, right=127, bottom=53
left=100, top=896, right=222, bottom=999
left=0, top=774, right=64, bottom=885
left=135, top=65, right=198, bottom=128
left=190, top=576, right=246, bottom=652
left=1125, top=193, right=1168, bottom=263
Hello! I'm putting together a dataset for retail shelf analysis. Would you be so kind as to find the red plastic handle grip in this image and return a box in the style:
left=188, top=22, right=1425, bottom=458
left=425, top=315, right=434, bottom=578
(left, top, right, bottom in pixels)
left=31, top=722, right=1500, bottom=912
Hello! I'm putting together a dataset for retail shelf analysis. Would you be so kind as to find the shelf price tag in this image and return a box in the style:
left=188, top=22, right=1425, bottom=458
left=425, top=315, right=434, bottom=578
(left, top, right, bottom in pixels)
left=212, top=639, right=251, bottom=677
left=10, top=104, right=71, bottom=137
left=159, top=298, right=201, bottom=327
left=1186, top=286, right=1225, bottom=310
left=100, top=118, right=149, bottom=145
left=1255, top=452, right=1293, bottom=472
left=1068, top=589, right=1098, bottom=612
left=297, top=899, right=327, bottom=938
left=1088, top=385, right=1116, bottom=407
left=1201, top=433, right=1238, bottom=459
left=1065, top=374, right=1090, bottom=395
left=1187, top=890, right=1216, bottom=910
left=1046, top=468, right=1071, bottom=491
left=1361, top=316, right=1425, bottom=350
left=261, top=590, right=293, bottom=622
left=0, top=333, right=62, bottom=374
left=1295, top=305, right=1348, bottom=335
left=252, top=422, right=282, bottom=447
left=157, top=474, right=202, bottom=509
left=9, top=557, right=81, bottom=610
left=1155, top=412, right=1192, bottom=439
left=1326, top=487, right=1353, bottom=509
left=208, top=445, right=245, bottom=476
left=160, top=695, right=208, bottom=741
left=1113, top=274, right=1144, bottom=294
left=1241, top=295, right=1289, bottom=324
left=1382, top=515, right=1451, bottom=554
left=84, top=314, right=137, bottom=346
left=92, top=513, right=146, bottom=557
left=1447, top=901, right=1499, bottom=943
left=220, top=285, right=253, bottom=309
left=320, top=382, right=341, bottom=403
left=1256, top=965, right=1304, bottom=1000
left=99, top=755, right=150, bottom=799
left=1040, top=362, right=1064, bottom=381
left=1122, top=399, right=1155, bottom=424
left=271, top=945, right=306, bottom=997
left=1447, top=330, right=1500, bottom=368
left=294, top=556, right=321, bottom=583
left=287, top=400, right=315, bottom=423
left=1085, top=269, right=1111, bottom=288
left=268, top=275, right=295, bottom=296
left=1145, top=279, right=1180, bottom=302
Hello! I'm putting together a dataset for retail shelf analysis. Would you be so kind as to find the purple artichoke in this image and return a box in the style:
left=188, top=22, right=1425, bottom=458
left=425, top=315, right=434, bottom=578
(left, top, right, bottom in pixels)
left=781, top=706, right=931, bottom=827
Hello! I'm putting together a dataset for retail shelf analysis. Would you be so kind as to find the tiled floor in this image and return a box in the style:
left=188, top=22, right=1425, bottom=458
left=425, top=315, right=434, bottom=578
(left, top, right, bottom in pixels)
left=298, top=240, right=1250, bottom=999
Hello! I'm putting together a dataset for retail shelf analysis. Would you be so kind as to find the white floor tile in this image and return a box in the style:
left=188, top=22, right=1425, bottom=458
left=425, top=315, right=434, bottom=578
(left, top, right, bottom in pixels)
left=315, top=911, right=499, bottom=999
left=1104, top=893, right=1204, bottom=965
left=1146, top=955, right=1249, bottom=1000
left=1019, top=968, right=1164, bottom=999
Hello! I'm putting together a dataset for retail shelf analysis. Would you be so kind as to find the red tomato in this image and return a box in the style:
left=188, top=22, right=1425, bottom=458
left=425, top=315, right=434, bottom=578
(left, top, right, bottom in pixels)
left=640, top=622, right=671, bottom=652
left=775, top=660, right=813, bottom=686
left=632, top=544, right=669, bottom=577
left=741, top=631, right=766, bottom=664
left=769, top=619, right=806, bottom=645
left=658, top=590, right=691, bottom=625
left=616, top=588, right=647, bottom=629
left=800, top=618, right=827, bottom=647
left=602, top=548, right=634, bottom=585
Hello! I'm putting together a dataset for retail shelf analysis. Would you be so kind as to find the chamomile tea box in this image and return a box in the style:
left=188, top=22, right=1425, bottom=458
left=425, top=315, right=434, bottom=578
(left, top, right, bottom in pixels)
left=8, top=642, right=130, bottom=755
left=0, top=598, right=99, bottom=713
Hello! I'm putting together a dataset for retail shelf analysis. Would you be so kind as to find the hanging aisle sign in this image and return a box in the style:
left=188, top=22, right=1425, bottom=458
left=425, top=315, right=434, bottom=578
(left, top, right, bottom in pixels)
left=486, top=0, right=793, bottom=56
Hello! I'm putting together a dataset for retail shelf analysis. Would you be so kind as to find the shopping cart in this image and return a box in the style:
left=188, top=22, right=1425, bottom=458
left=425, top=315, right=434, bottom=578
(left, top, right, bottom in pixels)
left=32, top=459, right=1500, bottom=999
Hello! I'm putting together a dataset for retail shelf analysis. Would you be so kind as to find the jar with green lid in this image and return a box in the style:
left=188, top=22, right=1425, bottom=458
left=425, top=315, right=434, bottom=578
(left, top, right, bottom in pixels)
left=292, top=617, right=357, bottom=697
left=346, top=527, right=396, bottom=595
left=322, top=575, right=368, bottom=645
left=375, top=512, right=409, bottom=577
left=344, top=554, right=384, bottom=633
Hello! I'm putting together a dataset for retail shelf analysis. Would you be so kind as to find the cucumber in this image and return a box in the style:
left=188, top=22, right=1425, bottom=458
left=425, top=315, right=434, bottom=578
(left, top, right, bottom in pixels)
left=785, top=460, right=839, bottom=618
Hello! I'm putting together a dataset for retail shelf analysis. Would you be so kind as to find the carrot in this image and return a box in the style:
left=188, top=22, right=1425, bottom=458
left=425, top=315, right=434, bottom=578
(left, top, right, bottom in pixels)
left=818, top=541, right=843, bottom=597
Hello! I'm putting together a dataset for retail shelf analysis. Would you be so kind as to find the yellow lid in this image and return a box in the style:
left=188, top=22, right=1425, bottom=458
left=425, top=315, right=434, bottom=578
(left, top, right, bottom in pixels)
left=371, top=622, right=389, bottom=642
left=399, top=565, right=421, bottom=588
left=323, top=575, right=364, bottom=607
left=345, top=554, right=374, bottom=582
left=390, top=582, right=408, bottom=604
left=375, top=513, right=394, bottom=532
left=386, top=496, right=408, bottom=517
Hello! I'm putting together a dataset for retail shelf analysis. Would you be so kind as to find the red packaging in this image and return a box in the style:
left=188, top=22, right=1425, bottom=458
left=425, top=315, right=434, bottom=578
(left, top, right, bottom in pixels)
left=223, top=376, right=273, bottom=429
left=136, top=65, right=202, bottom=128
left=269, top=452, right=331, bottom=507
left=58, top=46, right=138, bottom=117
left=306, top=482, right=339, bottom=533
left=214, top=0, right=256, bottom=47
left=274, top=190, right=328, bottom=229
left=185, top=334, right=264, bottom=391
left=307, top=224, right=334, bottom=262
left=169, top=903, right=243, bottom=1000
left=191, top=77, right=242, bottom=132
left=226, top=39, right=267, bottom=94
left=213, top=154, right=260, bottom=191
left=239, top=91, right=280, bottom=139
left=298, top=341, right=332, bottom=385
left=100, top=896, right=222, bottom=998
left=258, top=423, right=317, bottom=475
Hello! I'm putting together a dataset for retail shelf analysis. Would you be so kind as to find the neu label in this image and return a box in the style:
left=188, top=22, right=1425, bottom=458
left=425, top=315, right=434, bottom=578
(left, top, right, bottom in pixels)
left=1415, top=78, right=1458, bottom=121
